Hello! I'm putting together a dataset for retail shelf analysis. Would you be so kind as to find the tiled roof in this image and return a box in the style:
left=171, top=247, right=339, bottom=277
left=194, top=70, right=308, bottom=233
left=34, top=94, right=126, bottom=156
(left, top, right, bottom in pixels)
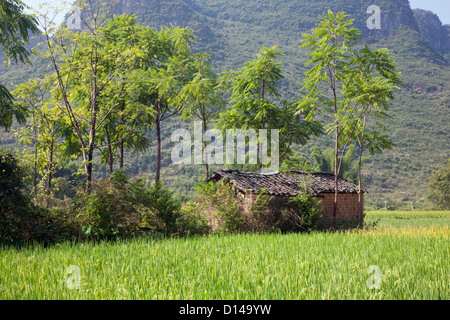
left=208, top=170, right=365, bottom=197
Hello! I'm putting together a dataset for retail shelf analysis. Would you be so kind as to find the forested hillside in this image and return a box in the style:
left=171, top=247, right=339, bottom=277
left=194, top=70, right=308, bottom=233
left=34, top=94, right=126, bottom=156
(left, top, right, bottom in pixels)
left=0, top=0, right=449, bottom=209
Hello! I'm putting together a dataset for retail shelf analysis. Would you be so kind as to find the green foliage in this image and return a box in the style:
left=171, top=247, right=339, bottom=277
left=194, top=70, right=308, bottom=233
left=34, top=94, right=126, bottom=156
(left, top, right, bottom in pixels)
left=177, top=52, right=226, bottom=177
left=299, top=10, right=401, bottom=219
left=73, top=171, right=143, bottom=240
left=426, top=159, right=450, bottom=210
left=0, top=84, right=27, bottom=131
left=281, top=187, right=323, bottom=232
left=217, top=45, right=323, bottom=170
left=310, top=145, right=359, bottom=182
left=12, top=76, right=65, bottom=201
left=193, top=181, right=246, bottom=234
left=299, top=10, right=361, bottom=118
left=0, top=0, right=39, bottom=65
left=143, top=182, right=182, bottom=236
left=126, top=21, right=198, bottom=183
left=0, top=0, right=39, bottom=131
left=192, top=180, right=325, bottom=234
left=280, top=150, right=315, bottom=173
left=0, top=150, right=44, bottom=241
left=179, top=52, right=225, bottom=123
left=35, top=10, right=165, bottom=187
left=177, top=200, right=211, bottom=236
left=1, top=0, right=449, bottom=208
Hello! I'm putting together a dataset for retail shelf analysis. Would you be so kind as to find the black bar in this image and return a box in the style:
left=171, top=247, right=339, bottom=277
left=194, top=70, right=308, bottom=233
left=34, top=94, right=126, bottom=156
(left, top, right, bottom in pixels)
left=0, top=300, right=446, bottom=319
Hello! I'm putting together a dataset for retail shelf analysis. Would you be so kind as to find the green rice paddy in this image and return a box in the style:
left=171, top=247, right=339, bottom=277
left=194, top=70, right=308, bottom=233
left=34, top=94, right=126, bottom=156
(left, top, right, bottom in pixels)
left=1, top=211, right=448, bottom=300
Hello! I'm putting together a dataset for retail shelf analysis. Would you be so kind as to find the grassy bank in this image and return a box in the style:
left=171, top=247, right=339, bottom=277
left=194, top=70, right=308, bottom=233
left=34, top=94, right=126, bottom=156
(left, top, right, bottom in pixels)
left=1, top=211, right=448, bottom=300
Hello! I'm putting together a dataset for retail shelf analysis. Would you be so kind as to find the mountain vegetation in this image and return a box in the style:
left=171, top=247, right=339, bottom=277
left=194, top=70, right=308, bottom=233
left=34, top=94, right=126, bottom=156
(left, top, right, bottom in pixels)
left=0, top=0, right=449, bottom=210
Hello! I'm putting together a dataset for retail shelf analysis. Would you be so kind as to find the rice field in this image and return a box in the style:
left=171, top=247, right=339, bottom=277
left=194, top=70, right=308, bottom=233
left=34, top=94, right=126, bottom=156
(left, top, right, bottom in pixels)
left=365, top=210, right=450, bottom=227
left=0, top=211, right=448, bottom=300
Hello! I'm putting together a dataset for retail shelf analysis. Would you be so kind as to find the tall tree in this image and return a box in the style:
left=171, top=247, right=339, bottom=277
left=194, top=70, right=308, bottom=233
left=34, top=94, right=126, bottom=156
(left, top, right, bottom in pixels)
left=340, top=45, right=401, bottom=223
left=218, top=46, right=322, bottom=173
left=299, top=11, right=400, bottom=223
left=13, top=77, right=49, bottom=200
left=0, top=0, right=39, bottom=131
left=132, top=26, right=196, bottom=184
left=177, top=52, right=225, bottom=178
left=13, top=77, right=64, bottom=206
left=93, top=15, right=156, bottom=174
left=39, top=3, right=152, bottom=190
left=300, top=11, right=360, bottom=221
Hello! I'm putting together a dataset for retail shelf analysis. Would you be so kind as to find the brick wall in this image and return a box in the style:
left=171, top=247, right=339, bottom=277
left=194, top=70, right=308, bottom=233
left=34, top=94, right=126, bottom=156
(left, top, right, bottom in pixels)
left=318, top=193, right=364, bottom=224
left=240, top=191, right=364, bottom=230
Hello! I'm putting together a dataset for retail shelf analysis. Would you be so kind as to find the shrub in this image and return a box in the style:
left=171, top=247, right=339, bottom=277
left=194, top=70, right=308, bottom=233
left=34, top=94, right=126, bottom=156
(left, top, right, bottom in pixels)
left=281, top=187, right=323, bottom=233
left=0, top=151, right=42, bottom=242
left=193, top=181, right=247, bottom=234
left=176, top=200, right=211, bottom=237
left=143, top=182, right=182, bottom=236
left=38, top=204, right=80, bottom=242
left=73, top=171, right=142, bottom=240
left=248, top=187, right=324, bottom=233
left=191, top=181, right=325, bottom=234
left=427, top=159, right=450, bottom=210
left=249, top=190, right=282, bottom=233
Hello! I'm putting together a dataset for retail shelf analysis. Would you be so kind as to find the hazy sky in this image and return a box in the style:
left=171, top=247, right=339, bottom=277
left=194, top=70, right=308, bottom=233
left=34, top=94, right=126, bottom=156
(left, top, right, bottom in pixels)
left=21, top=0, right=450, bottom=26
left=409, top=0, right=450, bottom=24
left=22, top=0, right=67, bottom=27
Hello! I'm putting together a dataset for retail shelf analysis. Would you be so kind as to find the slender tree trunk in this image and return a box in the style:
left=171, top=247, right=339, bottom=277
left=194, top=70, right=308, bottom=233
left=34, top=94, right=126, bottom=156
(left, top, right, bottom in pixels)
left=32, top=109, right=38, bottom=202
left=259, top=78, right=265, bottom=174
left=357, top=118, right=367, bottom=226
left=86, top=114, right=97, bottom=190
left=357, top=143, right=363, bottom=226
left=86, top=46, right=98, bottom=192
left=105, top=125, right=114, bottom=175
left=119, top=100, right=125, bottom=170
left=86, top=144, right=95, bottom=191
left=119, top=141, right=124, bottom=170
left=45, top=31, right=89, bottom=190
left=258, top=142, right=263, bottom=173
left=260, top=79, right=265, bottom=100
left=86, top=100, right=97, bottom=192
left=45, top=141, right=54, bottom=208
left=331, top=63, right=339, bottom=223
left=202, top=117, right=209, bottom=179
left=155, top=96, right=161, bottom=185
left=46, top=142, right=54, bottom=195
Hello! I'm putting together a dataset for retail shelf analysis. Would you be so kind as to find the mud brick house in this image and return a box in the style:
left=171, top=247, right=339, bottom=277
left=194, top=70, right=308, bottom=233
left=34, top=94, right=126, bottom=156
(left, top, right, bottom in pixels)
left=208, top=170, right=366, bottom=225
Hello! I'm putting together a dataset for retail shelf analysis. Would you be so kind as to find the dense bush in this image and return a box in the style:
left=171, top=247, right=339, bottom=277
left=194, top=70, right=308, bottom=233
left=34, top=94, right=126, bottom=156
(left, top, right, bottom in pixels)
left=72, top=171, right=144, bottom=240
left=177, top=200, right=211, bottom=236
left=0, top=154, right=212, bottom=243
left=193, top=181, right=247, bottom=234
left=1, top=150, right=325, bottom=243
left=249, top=186, right=324, bottom=233
left=427, top=159, right=450, bottom=210
left=142, top=182, right=182, bottom=236
left=281, top=188, right=323, bottom=232
left=0, top=151, right=45, bottom=242
left=191, top=180, right=325, bottom=234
